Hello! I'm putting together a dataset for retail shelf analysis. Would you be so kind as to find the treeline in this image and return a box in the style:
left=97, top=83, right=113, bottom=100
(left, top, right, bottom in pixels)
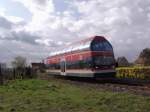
left=117, top=48, right=150, bottom=67
left=0, top=56, right=37, bottom=85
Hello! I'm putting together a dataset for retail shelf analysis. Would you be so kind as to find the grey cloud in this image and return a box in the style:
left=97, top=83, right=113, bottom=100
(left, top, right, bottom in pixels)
left=0, top=15, right=39, bottom=45
left=68, top=0, right=150, bottom=62
left=1, top=0, right=150, bottom=64
left=0, top=16, right=13, bottom=29
left=0, top=39, right=51, bottom=65
left=34, top=0, right=47, bottom=6
left=11, top=31, right=40, bottom=45
left=0, top=30, right=40, bottom=45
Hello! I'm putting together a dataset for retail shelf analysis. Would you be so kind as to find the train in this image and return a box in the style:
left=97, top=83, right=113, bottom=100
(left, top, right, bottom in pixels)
left=44, top=36, right=116, bottom=78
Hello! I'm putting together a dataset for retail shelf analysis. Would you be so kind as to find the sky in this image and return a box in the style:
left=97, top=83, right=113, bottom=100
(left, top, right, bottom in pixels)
left=0, top=0, right=150, bottom=65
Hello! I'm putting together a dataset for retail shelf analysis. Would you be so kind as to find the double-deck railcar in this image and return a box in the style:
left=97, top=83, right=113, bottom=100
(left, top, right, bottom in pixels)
left=44, top=36, right=116, bottom=78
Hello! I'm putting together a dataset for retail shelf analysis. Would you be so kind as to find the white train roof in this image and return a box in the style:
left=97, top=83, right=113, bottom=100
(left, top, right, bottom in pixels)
left=48, top=36, right=105, bottom=57
left=49, top=40, right=91, bottom=57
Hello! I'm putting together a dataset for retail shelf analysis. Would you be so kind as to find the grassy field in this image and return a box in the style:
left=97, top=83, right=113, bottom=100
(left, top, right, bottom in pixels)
left=0, top=79, right=150, bottom=112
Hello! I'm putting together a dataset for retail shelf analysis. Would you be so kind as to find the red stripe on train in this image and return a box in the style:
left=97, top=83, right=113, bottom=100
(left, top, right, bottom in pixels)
left=47, top=51, right=113, bottom=64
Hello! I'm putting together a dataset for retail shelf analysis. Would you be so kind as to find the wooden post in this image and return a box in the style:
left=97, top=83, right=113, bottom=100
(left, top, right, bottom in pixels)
left=13, top=68, right=15, bottom=79
left=0, top=64, right=4, bottom=85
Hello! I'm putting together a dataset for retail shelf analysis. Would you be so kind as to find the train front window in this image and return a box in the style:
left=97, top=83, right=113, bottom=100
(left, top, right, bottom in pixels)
left=91, top=41, right=113, bottom=51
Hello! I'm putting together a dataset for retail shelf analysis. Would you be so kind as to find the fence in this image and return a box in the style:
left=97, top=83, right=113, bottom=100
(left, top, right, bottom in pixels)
left=0, top=65, right=3, bottom=85
left=0, top=66, right=37, bottom=85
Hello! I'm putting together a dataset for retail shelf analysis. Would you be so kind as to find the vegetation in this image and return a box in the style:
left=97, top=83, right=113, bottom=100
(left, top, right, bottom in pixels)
left=5, top=56, right=35, bottom=81
left=116, top=66, right=150, bottom=79
left=0, top=79, right=150, bottom=112
left=11, top=56, right=27, bottom=69
left=135, top=48, right=150, bottom=66
left=117, top=56, right=130, bottom=67
left=116, top=48, right=150, bottom=79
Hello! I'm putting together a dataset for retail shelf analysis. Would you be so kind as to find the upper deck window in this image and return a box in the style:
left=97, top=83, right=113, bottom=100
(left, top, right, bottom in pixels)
left=91, top=40, right=113, bottom=51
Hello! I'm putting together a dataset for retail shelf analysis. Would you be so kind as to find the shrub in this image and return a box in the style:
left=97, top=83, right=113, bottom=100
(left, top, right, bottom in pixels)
left=116, top=66, right=150, bottom=79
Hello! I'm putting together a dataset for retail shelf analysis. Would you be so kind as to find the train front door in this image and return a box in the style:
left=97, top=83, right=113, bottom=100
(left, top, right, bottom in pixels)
left=60, top=58, right=66, bottom=76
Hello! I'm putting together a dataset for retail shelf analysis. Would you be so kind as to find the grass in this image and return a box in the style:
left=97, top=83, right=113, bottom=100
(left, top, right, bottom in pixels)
left=0, top=79, right=150, bottom=112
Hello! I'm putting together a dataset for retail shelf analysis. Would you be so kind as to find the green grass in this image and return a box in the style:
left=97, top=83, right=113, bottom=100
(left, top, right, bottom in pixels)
left=0, top=79, right=150, bottom=112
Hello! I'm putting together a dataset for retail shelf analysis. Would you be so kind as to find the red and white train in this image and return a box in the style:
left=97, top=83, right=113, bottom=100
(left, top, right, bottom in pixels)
left=44, top=36, right=116, bottom=78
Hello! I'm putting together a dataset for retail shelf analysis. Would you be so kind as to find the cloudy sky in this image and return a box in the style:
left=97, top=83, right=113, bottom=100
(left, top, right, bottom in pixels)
left=0, top=0, right=150, bottom=64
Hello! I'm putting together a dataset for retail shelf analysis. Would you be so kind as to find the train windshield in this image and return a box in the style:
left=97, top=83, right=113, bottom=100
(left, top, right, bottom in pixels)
left=91, top=40, right=113, bottom=51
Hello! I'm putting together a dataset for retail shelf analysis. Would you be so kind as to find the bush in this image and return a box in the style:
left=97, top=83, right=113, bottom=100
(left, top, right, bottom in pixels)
left=116, top=66, right=150, bottom=79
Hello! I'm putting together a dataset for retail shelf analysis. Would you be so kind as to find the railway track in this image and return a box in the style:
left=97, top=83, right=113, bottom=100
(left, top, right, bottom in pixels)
left=64, top=77, right=150, bottom=96
left=40, top=74, right=150, bottom=96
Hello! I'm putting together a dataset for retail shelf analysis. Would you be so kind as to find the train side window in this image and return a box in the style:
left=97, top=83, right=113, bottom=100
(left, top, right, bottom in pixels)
left=86, top=57, right=92, bottom=68
left=79, top=60, right=85, bottom=69
left=66, top=57, right=93, bottom=69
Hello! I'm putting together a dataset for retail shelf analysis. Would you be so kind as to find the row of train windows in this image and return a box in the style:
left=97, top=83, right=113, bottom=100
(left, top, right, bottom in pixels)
left=46, top=57, right=115, bottom=70
left=46, top=58, right=93, bottom=69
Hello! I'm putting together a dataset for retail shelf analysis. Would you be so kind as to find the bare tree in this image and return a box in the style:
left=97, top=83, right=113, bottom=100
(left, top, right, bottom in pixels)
left=11, top=56, right=27, bottom=69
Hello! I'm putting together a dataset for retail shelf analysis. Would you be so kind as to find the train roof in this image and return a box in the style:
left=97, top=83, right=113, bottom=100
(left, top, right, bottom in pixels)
left=48, top=36, right=106, bottom=57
